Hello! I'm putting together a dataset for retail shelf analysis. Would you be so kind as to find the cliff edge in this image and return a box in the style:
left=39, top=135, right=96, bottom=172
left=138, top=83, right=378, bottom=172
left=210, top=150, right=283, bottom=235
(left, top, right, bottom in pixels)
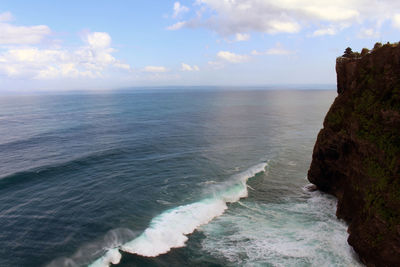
left=308, top=43, right=400, bottom=266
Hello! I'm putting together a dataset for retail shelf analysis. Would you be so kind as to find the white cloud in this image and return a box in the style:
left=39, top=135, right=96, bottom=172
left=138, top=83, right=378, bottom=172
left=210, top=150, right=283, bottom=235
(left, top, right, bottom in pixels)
left=312, top=26, right=337, bottom=37
left=180, top=0, right=400, bottom=36
left=167, top=21, right=186, bottom=30
left=173, top=2, right=189, bottom=18
left=114, top=62, right=131, bottom=70
left=209, top=51, right=250, bottom=68
left=0, top=31, right=131, bottom=79
left=217, top=51, right=249, bottom=63
left=235, top=33, right=250, bottom=41
left=392, top=14, right=400, bottom=29
left=301, top=5, right=359, bottom=21
left=0, top=48, right=84, bottom=78
left=143, top=66, right=168, bottom=73
left=250, top=50, right=261, bottom=56
left=181, top=63, right=200, bottom=71
left=86, top=32, right=111, bottom=48
left=0, top=11, right=51, bottom=45
left=357, top=28, right=380, bottom=39
left=36, top=63, right=96, bottom=79
left=0, top=11, right=13, bottom=22
left=0, top=22, right=51, bottom=45
left=251, top=43, right=294, bottom=56
left=266, top=20, right=300, bottom=34
left=75, top=32, right=130, bottom=73
left=207, top=60, right=224, bottom=69
left=189, top=0, right=354, bottom=35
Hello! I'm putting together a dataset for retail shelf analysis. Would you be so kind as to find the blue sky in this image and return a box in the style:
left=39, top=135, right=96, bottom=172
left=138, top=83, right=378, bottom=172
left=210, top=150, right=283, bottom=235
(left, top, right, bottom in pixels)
left=1, top=0, right=400, bottom=91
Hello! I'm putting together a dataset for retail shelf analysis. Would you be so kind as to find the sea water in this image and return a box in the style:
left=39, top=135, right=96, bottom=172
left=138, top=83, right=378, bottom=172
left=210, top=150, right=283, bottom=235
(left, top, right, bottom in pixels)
left=0, top=89, right=362, bottom=266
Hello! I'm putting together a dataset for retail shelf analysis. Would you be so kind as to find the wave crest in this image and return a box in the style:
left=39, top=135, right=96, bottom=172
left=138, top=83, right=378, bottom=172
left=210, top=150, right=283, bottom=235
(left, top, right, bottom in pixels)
left=89, top=162, right=267, bottom=267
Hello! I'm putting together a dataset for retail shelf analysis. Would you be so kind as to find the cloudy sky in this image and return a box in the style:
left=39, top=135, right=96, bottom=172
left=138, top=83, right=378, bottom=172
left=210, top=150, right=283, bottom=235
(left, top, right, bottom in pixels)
left=1, top=0, right=400, bottom=91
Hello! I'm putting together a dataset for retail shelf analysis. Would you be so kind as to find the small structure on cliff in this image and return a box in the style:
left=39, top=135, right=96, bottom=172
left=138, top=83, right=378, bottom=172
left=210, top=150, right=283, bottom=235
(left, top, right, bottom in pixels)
left=343, top=47, right=355, bottom=58
left=342, top=47, right=361, bottom=59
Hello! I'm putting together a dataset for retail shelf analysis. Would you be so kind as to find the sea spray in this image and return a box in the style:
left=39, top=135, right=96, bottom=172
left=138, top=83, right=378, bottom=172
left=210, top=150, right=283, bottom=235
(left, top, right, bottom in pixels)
left=199, top=189, right=362, bottom=266
left=90, top=249, right=121, bottom=267
left=47, top=228, right=136, bottom=267
left=90, top=163, right=267, bottom=267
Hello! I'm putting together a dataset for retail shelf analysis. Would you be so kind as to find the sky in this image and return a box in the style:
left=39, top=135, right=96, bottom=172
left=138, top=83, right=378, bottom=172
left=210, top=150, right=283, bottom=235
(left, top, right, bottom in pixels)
left=1, top=0, right=400, bottom=92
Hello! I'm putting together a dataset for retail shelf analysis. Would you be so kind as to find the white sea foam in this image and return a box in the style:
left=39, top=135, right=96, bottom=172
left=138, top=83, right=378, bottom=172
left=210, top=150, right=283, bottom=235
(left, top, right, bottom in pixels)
left=47, top=228, right=136, bottom=267
left=121, top=198, right=228, bottom=257
left=89, top=163, right=268, bottom=266
left=90, top=248, right=121, bottom=267
left=200, top=190, right=362, bottom=266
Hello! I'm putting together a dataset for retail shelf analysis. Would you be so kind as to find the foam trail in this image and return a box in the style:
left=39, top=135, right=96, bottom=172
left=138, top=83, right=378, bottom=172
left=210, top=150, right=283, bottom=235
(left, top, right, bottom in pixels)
left=89, top=163, right=267, bottom=267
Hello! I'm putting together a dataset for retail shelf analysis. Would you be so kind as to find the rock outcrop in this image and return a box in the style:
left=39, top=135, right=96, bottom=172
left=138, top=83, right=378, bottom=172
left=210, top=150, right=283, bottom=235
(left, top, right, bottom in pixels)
left=308, top=43, right=400, bottom=266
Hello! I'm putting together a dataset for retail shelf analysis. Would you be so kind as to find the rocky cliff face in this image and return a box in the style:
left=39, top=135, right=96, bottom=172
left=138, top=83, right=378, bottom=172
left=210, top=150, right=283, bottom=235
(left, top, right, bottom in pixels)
left=308, top=44, right=400, bottom=266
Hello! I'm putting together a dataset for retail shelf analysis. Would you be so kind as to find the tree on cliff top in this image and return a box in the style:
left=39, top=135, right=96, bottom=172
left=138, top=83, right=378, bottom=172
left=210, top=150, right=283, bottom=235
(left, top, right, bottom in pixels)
left=343, top=47, right=355, bottom=58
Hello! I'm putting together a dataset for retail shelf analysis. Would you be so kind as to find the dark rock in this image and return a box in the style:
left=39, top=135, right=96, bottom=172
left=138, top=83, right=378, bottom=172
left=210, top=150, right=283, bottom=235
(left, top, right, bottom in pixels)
left=308, top=43, right=400, bottom=266
left=304, top=184, right=318, bottom=192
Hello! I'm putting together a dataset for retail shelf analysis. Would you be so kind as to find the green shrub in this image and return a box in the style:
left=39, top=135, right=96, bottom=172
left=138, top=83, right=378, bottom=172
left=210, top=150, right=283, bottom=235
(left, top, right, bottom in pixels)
left=361, top=48, right=369, bottom=56
left=373, top=42, right=382, bottom=50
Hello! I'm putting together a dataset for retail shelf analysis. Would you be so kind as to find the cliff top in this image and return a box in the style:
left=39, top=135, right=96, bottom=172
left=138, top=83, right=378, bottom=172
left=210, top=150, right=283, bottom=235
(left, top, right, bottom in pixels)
left=336, top=41, right=400, bottom=94
left=339, top=42, right=400, bottom=60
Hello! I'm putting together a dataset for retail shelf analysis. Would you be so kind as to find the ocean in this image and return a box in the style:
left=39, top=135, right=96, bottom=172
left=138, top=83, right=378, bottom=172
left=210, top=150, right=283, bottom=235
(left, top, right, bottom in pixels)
left=0, top=89, right=362, bottom=266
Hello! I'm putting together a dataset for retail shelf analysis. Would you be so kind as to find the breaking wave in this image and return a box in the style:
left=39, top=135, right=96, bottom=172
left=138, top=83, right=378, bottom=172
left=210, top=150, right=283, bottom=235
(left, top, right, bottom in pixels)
left=89, top=163, right=268, bottom=267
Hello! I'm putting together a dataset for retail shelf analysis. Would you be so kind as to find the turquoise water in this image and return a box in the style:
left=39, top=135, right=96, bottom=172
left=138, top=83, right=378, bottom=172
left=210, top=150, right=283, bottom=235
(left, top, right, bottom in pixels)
left=0, top=89, right=362, bottom=266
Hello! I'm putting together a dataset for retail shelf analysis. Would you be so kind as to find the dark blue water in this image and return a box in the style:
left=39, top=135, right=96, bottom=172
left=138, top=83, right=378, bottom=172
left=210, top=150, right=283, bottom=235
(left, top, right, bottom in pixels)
left=0, top=89, right=362, bottom=267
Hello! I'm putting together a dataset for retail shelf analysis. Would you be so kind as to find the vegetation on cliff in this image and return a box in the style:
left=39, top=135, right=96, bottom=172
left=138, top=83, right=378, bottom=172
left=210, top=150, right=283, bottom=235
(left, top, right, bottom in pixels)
left=308, top=42, right=400, bottom=266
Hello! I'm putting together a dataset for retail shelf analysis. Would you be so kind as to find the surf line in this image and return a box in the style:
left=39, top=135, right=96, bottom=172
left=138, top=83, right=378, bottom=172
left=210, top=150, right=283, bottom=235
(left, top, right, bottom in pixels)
left=90, top=162, right=267, bottom=267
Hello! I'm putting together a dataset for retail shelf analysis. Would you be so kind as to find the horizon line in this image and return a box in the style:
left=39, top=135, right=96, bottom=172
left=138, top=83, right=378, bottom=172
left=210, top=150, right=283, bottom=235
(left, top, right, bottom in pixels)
left=0, top=84, right=337, bottom=95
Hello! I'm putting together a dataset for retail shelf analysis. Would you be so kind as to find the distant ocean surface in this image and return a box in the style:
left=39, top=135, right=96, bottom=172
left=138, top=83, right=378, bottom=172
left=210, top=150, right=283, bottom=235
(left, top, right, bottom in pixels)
left=0, top=89, right=362, bottom=267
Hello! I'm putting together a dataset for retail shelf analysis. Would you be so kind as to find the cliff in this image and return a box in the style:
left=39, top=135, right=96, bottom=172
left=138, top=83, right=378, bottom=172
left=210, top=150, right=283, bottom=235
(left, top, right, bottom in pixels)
left=308, top=43, right=400, bottom=266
